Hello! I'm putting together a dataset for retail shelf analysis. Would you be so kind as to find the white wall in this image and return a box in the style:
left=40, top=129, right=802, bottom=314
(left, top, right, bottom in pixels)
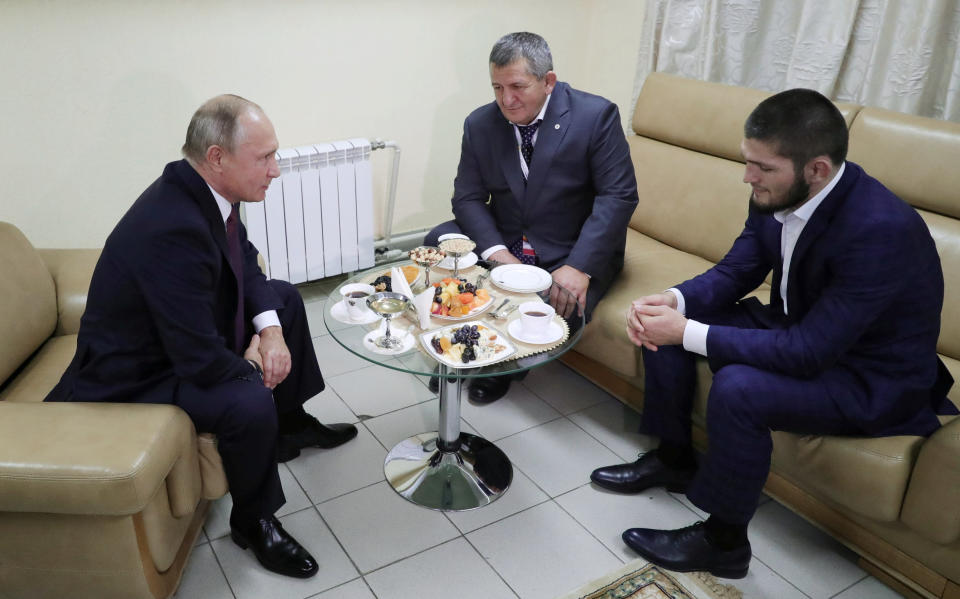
left=0, top=0, right=644, bottom=248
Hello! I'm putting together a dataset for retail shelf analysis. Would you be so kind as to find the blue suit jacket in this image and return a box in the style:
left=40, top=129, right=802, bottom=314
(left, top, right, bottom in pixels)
left=451, top=82, right=639, bottom=304
left=47, top=160, right=281, bottom=403
left=676, top=162, right=951, bottom=436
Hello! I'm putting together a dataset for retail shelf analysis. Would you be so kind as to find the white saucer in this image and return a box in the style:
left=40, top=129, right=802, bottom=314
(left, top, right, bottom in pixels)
left=363, top=328, right=417, bottom=355
left=435, top=251, right=478, bottom=271
left=507, top=319, right=564, bottom=344
left=330, top=299, right=380, bottom=325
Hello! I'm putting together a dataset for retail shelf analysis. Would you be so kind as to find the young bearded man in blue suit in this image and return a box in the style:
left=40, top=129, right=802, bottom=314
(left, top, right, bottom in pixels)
left=426, top=32, right=639, bottom=403
left=590, top=89, right=954, bottom=578
left=46, top=95, right=358, bottom=579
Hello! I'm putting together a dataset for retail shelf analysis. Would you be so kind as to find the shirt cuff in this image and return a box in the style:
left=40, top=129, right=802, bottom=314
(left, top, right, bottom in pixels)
left=666, top=288, right=686, bottom=316
left=253, top=310, right=281, bottom=333
left=682, top=320, right=709, bottom=356
left=480, top=245, right=507, bottom=260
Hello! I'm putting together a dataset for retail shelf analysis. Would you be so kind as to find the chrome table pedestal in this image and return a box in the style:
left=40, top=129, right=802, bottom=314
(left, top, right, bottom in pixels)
left=383, top=364, right=512, bottom=510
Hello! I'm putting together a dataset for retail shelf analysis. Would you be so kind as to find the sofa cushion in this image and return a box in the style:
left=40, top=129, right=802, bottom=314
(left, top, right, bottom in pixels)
left=920, top=211, right=960, bottom=363
left=627, top=136, right=750, bottom=265
left=848, top=107, right=960, bottom=220
left=632, top=72, right=860, bottom=164
left=0, top=402, right=200, bottom=517
left=0, top=335, right=77, bottom=403
left=771, top=431, right=924, bottom=522
left=0, top=222, right=57, bottom=385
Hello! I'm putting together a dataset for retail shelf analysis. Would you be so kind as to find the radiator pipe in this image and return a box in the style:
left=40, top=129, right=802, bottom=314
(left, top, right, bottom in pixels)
left=370, top=139, right=401, bottom=246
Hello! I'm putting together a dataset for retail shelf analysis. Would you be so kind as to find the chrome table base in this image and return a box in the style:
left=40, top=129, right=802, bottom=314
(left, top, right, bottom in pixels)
left=383, top=365, right=513, bottom=510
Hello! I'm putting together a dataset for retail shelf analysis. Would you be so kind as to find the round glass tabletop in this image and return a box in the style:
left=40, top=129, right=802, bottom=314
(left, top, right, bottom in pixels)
left=322, top=259, right=586, bottom=379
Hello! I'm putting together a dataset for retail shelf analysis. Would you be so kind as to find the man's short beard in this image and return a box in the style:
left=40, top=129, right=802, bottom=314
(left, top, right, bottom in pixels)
left=750, top=168, right=811, bottom=215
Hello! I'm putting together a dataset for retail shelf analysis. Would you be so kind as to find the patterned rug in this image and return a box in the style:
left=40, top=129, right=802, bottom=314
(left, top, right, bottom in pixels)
left=558, top=560, right=743, bottom=599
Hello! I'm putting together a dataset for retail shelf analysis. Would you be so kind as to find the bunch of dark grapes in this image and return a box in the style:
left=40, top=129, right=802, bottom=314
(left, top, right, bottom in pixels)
left=372, top=275, right=392, bottom=292
left=452, top=325, right=481, bottom=363
left=434, top=286, right=443, bottom=297
left=457, top=279, right=476, bottom=294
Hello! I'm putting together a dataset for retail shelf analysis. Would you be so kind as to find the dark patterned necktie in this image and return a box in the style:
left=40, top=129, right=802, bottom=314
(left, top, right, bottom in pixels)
left=518, top=120, right=541, bottom=166
left=225, top=204, right=246, bottom=354
left=508, top=235, right=538, bottom=265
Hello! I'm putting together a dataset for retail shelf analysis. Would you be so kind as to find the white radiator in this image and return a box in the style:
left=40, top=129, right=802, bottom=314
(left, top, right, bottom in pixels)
left=242, top=139, right=376, bottom=283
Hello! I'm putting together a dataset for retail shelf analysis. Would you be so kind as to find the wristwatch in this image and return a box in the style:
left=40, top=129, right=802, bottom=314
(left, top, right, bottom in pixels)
left=246, top=359, right=264, bottom=380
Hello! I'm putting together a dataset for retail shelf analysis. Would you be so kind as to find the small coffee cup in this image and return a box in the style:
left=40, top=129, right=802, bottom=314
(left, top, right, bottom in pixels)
left=341, top=283, right=375, bottom=320
left=518, top=301, right=555, bottom=338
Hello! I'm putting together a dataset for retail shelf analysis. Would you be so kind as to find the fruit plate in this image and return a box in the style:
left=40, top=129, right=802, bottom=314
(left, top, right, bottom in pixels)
left=432, top=294, right=494, bottom=321
left=419, top=321, right=516, bottom=369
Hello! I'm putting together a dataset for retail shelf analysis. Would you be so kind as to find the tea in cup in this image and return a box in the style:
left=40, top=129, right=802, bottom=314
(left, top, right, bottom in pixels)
left=518, top=301, right=555, bottom=338
left=341, top=283, right=375, bottom=320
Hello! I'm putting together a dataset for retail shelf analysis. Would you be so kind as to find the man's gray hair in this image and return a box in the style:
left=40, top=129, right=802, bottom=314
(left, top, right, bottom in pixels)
left=489, top=32, right=553, bottom=79
left=182, top=94, right=263, bottom=164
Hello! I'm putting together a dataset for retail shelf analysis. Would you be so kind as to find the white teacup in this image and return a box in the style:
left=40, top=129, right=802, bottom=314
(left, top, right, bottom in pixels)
left=518, top=301, right=555, bottom=338
left=341, top=283, right=375, bottom=320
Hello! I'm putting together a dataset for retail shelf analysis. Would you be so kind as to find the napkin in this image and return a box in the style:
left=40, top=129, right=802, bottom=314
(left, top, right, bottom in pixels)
left=391, top=266, right=415, bottom=301
left=414, top=288, right=435, bottom=329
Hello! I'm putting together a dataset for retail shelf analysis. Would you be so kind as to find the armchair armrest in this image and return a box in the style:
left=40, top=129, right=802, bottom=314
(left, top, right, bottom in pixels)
left=900, top=416, right=960, bottom=544
left=38, top=248, right=100, bottom=336
left=0, top=402, right=201, bottom=518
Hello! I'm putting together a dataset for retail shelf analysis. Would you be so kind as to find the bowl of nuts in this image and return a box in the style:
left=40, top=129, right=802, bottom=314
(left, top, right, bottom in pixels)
left=408, top=246, right=446, bottom=286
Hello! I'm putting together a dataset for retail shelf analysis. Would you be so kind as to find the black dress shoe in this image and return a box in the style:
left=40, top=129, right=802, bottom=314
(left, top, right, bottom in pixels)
left=590, top=450, right=695, bottom=493
left=278, top=415, right=358, bottom=463
left=622, top=522, right=751, bottom=579
left=468, top=376, right=511, bottom=404
left=231, top=516, right=319, bottom=578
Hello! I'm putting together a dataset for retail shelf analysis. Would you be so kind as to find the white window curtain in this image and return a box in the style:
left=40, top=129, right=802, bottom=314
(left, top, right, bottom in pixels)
left=634, top=0, right=960, bottom=122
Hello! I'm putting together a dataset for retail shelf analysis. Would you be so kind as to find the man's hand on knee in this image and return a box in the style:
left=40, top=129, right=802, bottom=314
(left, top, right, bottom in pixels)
left=550, top=265, right=589, bottom=318
left=255, top=326, right=291, bottom=389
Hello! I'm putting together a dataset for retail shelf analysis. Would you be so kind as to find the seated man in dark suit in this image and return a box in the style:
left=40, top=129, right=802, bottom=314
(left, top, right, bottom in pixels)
left=590, top=89, right=954, bottom=578
left=426, top=31, right=639, bottom=403
left=46, top=95, right=358, bottom=579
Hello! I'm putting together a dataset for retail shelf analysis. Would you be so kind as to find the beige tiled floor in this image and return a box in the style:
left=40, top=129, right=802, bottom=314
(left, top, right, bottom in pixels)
left=173, top=283, right=905, bottom=599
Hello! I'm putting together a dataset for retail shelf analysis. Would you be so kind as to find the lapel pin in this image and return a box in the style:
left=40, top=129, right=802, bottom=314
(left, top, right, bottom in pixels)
left=554, top=124, right=560, bottom=129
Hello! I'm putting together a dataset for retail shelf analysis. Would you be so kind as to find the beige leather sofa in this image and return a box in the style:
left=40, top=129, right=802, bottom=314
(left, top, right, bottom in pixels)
left=562, top=72, right=960, bottom=599
left=0, top=223, right=228, bottom=599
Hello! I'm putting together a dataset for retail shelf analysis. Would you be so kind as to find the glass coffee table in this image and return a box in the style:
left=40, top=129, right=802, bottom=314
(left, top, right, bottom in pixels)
left=323, top=259, right=584, bottom=511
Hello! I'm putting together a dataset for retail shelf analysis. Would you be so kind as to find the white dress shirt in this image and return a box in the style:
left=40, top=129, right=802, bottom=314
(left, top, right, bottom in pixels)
left=671, top=163, right=845, bottom=356
left=480, top=93, right=553, bottom=261
left=209, top=185, right=281, bottom=333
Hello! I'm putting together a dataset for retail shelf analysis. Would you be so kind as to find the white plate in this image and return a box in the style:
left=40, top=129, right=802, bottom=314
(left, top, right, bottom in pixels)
left=432, top=294, right=495, bottom=321
left=435, top=251, right=478, bottom=271
left=489, top=264, right=553, bottom=293
left=363, top=327, right=417, bottom=355
left=330, top=299, right=380, bottom=325
left=508, top=319, right=564, bottom=345
left=419, top=321, right=516, bottom=369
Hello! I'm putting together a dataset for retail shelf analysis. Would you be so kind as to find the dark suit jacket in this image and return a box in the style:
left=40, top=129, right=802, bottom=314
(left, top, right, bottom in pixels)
left=47, top=159, right=280, bottom=403
left=451, top=82, right=639, bottom=307
left=676, top=162, right=951, bottom=436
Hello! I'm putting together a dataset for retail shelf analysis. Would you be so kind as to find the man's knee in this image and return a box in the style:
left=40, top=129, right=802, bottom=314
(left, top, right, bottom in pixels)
left=707, top=365, right=765, bottom=424
left=224, top=384, right=278, bottom=437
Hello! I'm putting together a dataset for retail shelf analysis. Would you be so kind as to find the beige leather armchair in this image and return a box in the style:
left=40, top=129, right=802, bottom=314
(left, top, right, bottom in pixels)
left=562, top=73, right=960, bottom=599
left=0, top=223, right=227, bottom=599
